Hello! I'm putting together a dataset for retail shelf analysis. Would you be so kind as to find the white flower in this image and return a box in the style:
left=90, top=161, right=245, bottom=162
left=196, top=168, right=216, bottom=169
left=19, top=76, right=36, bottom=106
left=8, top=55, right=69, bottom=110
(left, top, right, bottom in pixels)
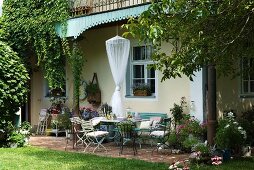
left=227, top=112, right=234, bottom=118
left=169, top=165, right=177, bottom=169
left=225, top=124, right=230, bottom=128
left=175, top=161, right=181, bottom=166
left=19, top=129, right=30, bottom=135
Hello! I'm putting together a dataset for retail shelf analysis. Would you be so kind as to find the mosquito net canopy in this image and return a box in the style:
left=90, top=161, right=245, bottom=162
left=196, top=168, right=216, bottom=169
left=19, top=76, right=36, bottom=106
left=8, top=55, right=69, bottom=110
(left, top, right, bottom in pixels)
left=105, top=36, right=130, bottom=117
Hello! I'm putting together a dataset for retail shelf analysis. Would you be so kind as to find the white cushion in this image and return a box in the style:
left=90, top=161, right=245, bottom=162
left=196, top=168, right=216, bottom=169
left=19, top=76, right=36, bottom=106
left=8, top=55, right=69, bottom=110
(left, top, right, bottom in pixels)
left=86, top=131, right=109, bottom=137
left=150, top=117, right=161, bottom=128
left=150, top=130, right=169, bottom=137
left=139, top=120, right=152, bottom=129
left=90, top=117, right=105, bottom=126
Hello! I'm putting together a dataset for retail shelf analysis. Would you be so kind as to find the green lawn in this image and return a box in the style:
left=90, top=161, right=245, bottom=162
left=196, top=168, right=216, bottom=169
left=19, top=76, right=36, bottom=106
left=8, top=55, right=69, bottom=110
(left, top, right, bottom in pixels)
left=0, top=146, right=168, bottom=170
left=0, top=147, right=253, bottom=170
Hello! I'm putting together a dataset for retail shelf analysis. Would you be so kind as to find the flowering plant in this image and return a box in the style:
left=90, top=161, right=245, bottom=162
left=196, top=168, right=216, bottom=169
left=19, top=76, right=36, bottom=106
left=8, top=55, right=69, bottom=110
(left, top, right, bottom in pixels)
left=174, top=116, right=206, bottom=151
left=168, top=159, right=190, bottom=170
left=80, top=106, right=99, bottom=120
left=6, top=121, right=32, bottom=147
left=215, top=112, right=247, bottom=153
left=211, top=156, right=223, bottom=166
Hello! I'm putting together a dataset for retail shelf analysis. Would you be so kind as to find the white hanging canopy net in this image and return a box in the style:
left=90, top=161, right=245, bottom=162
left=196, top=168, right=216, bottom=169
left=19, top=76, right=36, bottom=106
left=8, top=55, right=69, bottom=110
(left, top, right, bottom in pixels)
left=105, top=36, right=130, bottom=117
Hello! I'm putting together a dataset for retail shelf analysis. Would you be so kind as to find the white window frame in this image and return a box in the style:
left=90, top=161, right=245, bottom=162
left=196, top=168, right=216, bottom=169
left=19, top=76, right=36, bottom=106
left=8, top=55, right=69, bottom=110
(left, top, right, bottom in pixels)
left=125, top=44, right=158, bottom=99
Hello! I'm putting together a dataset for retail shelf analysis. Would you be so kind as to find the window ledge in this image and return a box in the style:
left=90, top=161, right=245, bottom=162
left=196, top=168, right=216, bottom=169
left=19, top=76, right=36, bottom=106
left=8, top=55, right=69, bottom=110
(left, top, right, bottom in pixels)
left=239, top=94, right=254, bottom=98
left=125, top=95, right=156, bottom=99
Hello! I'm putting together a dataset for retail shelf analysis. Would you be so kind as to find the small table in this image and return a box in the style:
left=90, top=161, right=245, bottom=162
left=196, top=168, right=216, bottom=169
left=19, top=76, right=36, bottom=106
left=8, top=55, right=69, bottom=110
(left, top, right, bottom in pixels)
left=100, top=119, right=120, bottom=141
left=100, top=118, right=142, bottom=143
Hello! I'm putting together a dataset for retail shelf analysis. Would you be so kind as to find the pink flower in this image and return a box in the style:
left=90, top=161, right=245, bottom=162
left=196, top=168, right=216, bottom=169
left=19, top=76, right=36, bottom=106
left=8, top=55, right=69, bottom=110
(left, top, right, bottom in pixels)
left=211, top=156, right=223, bottom=166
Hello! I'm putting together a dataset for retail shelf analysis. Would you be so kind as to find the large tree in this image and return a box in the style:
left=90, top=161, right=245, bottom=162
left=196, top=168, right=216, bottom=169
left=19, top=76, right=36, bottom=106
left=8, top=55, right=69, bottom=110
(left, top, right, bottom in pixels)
left=125, top=0, right=254, bottom=144
left=0, top=0, right=70, bottom=89
left=125, top=0, right=254, bottom=79
left=0, top=40, right=29, bottom=124
left=0, top=1, right=85, bottom=117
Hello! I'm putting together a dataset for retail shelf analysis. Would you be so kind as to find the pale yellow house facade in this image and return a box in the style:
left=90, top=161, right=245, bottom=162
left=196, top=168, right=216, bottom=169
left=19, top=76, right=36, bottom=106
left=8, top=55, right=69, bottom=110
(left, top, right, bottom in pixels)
left=30, top=26, right=197, bottom=126
left=26, top=1, right=254, bottom=127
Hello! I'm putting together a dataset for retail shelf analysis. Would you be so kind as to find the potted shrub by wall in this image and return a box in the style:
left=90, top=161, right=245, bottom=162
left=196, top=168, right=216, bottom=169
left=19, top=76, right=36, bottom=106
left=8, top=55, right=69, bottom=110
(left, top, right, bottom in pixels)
left=132, top=83, right=151, bottom=96
left=56, top=111, right=72, bottom=137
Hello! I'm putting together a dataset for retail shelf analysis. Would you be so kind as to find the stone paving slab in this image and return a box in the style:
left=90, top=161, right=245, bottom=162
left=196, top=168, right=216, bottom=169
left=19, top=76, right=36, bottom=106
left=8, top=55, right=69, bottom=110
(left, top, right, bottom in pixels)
left=29, top=136, right=189, bottom=165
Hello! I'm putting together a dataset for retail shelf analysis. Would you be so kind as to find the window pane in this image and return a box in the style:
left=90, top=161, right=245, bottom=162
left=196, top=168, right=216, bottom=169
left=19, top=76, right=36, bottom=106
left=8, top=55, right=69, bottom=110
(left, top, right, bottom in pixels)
left=250, top=81, right=254, bottom=92
left=147, top=79, right=155, bottom=93
left=243, top=81, right=248, bottom=93
left=147, top=67, right=155, bottom=78
left=133, top=46, right=145, bottom=60
left=133, top=65, right=144, bottom=78
left=133, top=79, right=145, bottom=85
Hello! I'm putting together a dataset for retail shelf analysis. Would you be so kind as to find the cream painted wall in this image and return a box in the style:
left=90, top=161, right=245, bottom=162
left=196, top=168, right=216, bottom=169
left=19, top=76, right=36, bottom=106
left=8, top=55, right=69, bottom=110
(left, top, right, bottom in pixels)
left=30, top=69, right=44, bottom=125
left=217, top=76, right=254, bottom=117
left=78, top=26, right=192, bottom=117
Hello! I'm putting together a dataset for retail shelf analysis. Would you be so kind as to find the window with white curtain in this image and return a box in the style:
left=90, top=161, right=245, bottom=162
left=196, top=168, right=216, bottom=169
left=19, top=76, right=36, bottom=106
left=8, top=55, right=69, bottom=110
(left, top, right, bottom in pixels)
left=241, top=57, right=254, bottom=96
left=126, top=45, right=157, bottom=97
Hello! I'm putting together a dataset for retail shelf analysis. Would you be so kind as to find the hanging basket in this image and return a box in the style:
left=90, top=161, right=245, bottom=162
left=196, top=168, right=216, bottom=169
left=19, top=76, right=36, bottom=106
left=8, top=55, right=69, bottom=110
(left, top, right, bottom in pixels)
left=86, top=73, right=101, bottom=105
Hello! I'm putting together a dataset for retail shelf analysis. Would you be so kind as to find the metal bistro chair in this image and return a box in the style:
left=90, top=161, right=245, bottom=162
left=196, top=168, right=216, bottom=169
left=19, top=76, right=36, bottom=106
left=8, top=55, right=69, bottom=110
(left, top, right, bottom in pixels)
left=36, top=109, right=49, bottom=135
left=116, top=121, right=138, bottom=155
left=150, top=117, right=172, bottom=154
left=69, top=117, right=87, bottom=150
left=81, top=119, right=109, bottom=153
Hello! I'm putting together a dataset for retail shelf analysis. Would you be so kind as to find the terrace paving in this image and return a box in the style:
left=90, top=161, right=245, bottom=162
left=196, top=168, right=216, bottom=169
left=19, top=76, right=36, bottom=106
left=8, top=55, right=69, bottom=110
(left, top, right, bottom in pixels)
left=29, top=135, right=189, bottom=165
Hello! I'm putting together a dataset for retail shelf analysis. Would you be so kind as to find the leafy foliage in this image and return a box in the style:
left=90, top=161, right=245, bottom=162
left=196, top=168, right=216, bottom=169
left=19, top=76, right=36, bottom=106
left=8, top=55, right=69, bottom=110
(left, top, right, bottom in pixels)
left=0, top=0, right=70, bottom=89
left=0, top=41, right=29, bottom=122
left=132, top=83, right=151, bottom=93
left=124, top=0, right=254, bottom=80
left=69, top=42, right=85, bottom=104
left=215, top=112, right=247, bottom=152
left=238, top=108, right=254, bottom=146
left=6, top=121, right=32, bottom=147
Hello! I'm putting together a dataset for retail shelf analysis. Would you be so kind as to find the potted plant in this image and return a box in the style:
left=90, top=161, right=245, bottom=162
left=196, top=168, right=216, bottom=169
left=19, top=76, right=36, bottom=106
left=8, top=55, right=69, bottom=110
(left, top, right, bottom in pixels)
left=132, top=83, right=151, bottom=96
left=84, top=81, right=101, bottom=104
left=57, top=111, right=72, bottom=130
left=57, top=111, right=72, bottom=138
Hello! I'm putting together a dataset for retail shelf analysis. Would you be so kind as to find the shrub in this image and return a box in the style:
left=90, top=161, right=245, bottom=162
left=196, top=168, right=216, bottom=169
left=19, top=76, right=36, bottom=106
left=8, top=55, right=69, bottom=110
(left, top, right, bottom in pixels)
left=57, top=111, right=71, bottom=130
left=0, top=41, right=29, bottom=115
left=238, top=109, right=254, bottom=146
left=215, top=112, right=246, bottom=154
left=6, top=121, right=32, bottom=147
left=0, top=41, right=29, bottom=142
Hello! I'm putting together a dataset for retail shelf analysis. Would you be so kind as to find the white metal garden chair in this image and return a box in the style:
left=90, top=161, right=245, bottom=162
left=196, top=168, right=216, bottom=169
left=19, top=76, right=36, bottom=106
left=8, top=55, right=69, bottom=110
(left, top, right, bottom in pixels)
left=36, top=109, right=49, bottom=135
left=70, top=117, right=87, bottom=149
left=81, top=119, right=109, bottom=153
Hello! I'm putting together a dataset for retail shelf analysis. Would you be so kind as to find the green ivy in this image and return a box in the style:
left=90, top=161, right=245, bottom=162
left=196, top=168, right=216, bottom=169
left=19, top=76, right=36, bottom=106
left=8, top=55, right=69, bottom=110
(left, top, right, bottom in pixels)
left=69, top=42, right=85, bottom=106
left=0, top=41, right=29, bottom=121
left=0, top=0, right=70, bottom=89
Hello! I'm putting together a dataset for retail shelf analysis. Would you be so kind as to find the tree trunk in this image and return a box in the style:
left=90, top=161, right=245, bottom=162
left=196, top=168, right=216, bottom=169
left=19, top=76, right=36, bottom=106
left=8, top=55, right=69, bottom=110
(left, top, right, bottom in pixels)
left=207, top=65, right=217, bottom=146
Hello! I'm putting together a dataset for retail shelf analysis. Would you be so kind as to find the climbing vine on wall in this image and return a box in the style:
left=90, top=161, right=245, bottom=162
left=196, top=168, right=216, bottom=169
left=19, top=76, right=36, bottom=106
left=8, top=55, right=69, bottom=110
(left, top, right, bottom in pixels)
left=69, top=42, right=85, bottom=106
left=0, top=0, right=70, bottom=89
